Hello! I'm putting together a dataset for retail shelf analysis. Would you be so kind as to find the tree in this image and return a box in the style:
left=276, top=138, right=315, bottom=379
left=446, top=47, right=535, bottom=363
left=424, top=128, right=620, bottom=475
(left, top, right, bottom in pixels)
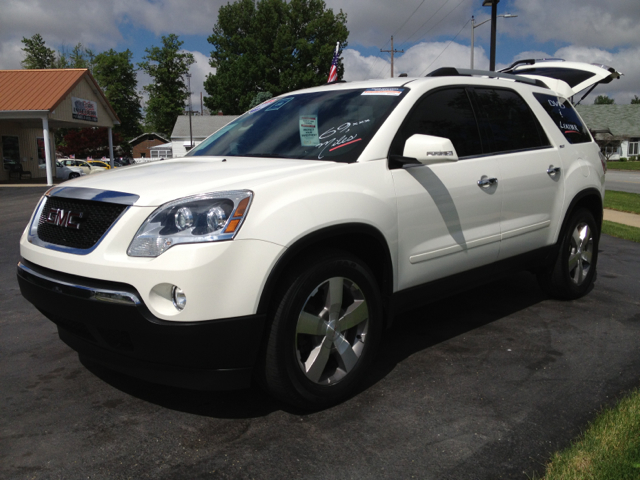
left=204, top=0, right=348, bottom=115
left=93, top=49, right=143, bottom=144
left=58, top=128, right=123, bottom=158
left=21, top=34, right=56, bottom=69
left=631, top=95, right=640, bottom=105
left=594, top=95, right=615, bottom=105
left=138, top=34, right=195, bottom=136
left=248, top=91, right=273, bottom=109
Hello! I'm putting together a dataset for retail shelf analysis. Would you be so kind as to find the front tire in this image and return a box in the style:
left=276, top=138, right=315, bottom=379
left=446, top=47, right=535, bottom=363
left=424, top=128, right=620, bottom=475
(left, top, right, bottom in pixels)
left=68, top=172, right=80, bottom=179
left=537, top=208, right=599, bottom=299
left=260, top=250, right=383, bottom=409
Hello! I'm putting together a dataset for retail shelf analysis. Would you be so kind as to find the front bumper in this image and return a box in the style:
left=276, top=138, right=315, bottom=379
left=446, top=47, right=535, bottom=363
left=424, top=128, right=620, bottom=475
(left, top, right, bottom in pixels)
left=17, top=260, right=266, bottom=390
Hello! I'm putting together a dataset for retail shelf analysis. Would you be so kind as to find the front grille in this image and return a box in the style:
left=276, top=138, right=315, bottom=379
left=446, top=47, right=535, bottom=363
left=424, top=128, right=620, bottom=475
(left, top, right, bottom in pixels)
left=37, top=196, right=127, bottom=250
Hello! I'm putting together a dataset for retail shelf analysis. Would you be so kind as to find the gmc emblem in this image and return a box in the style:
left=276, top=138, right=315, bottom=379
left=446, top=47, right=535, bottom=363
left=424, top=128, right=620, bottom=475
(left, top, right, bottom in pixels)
left=46, top=208, right=84, bottom=230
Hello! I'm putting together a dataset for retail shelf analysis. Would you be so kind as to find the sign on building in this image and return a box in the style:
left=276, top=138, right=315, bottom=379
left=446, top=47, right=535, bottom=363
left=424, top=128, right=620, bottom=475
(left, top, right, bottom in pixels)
left=71, top=97, right=98, bottom=122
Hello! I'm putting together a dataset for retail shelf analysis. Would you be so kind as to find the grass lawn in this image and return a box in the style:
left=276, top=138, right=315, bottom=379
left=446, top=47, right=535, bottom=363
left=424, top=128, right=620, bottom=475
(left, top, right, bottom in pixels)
left=541, top=389, right=640, bottom=480
left=606, top=161, right=640, bottom=171
left=603, top=190, right=640, bottom=215
left=601, top=221, right=640, bottom=243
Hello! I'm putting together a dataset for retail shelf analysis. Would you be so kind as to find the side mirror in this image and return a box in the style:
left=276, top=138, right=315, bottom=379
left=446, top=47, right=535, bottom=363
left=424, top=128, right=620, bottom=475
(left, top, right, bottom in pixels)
left=403, top=134, right=459, bottom=164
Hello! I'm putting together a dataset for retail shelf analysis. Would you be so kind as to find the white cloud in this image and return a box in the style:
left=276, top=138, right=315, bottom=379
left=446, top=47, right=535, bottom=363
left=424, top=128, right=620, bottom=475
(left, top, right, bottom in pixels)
left=506, top=0, right=640, bottom=49
left=343, top=41, right=489, bottom=80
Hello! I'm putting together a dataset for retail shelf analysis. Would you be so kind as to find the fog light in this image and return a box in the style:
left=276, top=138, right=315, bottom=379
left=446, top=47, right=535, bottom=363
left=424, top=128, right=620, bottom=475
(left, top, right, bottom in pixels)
left=172, top=286, right=187, bottom=311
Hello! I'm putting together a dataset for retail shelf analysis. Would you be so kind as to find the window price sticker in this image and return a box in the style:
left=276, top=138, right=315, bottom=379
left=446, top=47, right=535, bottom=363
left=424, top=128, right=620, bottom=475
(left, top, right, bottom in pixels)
left=299, top=115, right=319, bottom=146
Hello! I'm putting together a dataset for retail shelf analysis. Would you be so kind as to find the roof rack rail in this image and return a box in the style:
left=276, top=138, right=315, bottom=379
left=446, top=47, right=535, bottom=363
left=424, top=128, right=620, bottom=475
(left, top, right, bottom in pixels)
left=499, top=58, right=565, bottom=73
left=426, top=67, right=549, bottom=89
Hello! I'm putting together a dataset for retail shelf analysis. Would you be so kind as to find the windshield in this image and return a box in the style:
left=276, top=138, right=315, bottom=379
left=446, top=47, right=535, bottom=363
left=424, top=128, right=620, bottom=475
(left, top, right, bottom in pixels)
left=187, top=87, right=408, bottom=163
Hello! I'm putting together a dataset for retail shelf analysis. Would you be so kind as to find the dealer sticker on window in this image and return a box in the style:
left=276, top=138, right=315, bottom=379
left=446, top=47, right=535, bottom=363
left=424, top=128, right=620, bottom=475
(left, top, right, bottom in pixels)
left=361, top=88, right=404, bottom=96
left=299, top=115, right=319, bottom=146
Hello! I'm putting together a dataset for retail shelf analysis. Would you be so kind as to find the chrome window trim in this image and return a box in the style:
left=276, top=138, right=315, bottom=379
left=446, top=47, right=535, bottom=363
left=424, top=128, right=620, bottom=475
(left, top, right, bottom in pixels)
left=17, top=262, right=141, bottom=306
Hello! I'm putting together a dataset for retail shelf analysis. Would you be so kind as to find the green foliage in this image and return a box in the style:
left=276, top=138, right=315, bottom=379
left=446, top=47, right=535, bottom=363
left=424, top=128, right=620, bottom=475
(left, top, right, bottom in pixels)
left=204, top=0, right=349, bottom=115
left=542, top=388, right=640, bottom=479
left=21, top=34, right=56, bottom=69
left=93, top=49, right=142, bottom=145
left=602, top=221, right=640, bottom=243
left=594, top=95, right=615, bottom=105
left=631, top=95, right=640, bottom=105
left=607, top=161, right=640, bottom=171
left=138, top=34, right=195, bottom=136
left=248, top=91, right=273, bottom=109
left=603, top=190, right=640, bottom=215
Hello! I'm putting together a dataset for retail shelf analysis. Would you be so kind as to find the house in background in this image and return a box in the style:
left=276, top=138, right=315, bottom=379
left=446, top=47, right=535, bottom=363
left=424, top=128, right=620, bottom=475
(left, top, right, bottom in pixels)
left=576, top=105, right=640, bottom=159
left=129, top=132, right=169, bottom=159
left=170, top=115, right=239, bottom=157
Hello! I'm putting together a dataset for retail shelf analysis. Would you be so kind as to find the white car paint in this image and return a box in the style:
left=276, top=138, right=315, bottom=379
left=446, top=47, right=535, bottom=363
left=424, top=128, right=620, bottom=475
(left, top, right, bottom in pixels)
left=21, top=65, right=606, bottom=324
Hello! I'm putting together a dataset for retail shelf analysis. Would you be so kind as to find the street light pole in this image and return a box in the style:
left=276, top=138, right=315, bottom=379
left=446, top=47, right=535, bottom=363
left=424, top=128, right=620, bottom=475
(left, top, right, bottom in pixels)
left=470, top=12, right=517, bottom=69
left=489, top=0, right=498, bottom=71
left=186, top=73, right=193, bottom=152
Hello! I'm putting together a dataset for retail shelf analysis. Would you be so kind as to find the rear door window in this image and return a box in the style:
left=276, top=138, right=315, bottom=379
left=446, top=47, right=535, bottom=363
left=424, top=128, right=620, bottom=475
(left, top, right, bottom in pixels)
left=473, top=88, right=550, bottom=154
left=533, top=93, right=592, bottom=144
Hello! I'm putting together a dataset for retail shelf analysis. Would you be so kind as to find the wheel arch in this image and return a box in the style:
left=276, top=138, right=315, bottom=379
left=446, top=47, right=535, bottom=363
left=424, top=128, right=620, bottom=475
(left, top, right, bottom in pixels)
left=563, top=187, right=604, bottom=232
left=257, top=223, right=394, bottom=324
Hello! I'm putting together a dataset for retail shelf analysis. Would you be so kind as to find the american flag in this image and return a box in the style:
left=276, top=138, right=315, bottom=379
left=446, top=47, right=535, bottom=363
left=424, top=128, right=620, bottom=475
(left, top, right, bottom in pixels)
left=327, top=42, right=340, bottom=83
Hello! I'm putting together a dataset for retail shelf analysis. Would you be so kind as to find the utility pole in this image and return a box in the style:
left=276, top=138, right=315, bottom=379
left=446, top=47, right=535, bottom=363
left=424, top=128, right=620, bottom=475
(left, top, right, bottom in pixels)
left=380, top=36, right=404, bottom=78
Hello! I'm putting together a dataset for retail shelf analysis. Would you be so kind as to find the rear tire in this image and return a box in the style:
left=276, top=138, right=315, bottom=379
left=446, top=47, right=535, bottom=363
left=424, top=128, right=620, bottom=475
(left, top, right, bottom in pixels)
left=537, top=208, right=599, bottom=299
left=260, top=250, right=382, bottom=409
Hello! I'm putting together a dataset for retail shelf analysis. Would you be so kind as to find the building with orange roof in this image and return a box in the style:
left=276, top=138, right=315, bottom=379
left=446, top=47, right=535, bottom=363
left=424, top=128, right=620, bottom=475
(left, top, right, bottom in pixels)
left=0, top=69, right=120, bottom=185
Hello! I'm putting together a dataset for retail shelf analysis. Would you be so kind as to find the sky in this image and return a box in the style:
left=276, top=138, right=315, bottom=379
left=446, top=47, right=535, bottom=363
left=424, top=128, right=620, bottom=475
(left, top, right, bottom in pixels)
left=1, top=0, right=639, bottom=110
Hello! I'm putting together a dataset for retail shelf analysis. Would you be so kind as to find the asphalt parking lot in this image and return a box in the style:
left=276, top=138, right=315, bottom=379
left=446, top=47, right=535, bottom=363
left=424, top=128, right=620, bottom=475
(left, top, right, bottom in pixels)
left=2, top=187, right=640, bottom=480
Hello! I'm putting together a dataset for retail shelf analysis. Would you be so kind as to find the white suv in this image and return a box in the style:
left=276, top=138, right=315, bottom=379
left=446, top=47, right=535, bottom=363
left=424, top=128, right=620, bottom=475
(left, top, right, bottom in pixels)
left=18, top=60, right=619, bottom=408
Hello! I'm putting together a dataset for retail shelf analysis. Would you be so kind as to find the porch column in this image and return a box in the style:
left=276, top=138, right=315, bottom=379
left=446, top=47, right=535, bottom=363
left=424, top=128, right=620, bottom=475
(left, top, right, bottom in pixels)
left=108, top=127, right=114, bottom=168
left=42, top=115, right=53, bottom=186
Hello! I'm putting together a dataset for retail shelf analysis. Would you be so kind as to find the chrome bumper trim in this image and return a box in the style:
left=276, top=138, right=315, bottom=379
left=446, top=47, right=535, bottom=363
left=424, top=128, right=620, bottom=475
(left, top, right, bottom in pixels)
left=17, top=261, right=141, bottom=306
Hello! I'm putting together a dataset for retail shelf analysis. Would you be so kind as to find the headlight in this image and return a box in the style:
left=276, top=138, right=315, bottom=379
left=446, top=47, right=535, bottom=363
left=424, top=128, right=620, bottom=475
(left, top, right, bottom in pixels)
left=127, top=190, right=253, bottom=257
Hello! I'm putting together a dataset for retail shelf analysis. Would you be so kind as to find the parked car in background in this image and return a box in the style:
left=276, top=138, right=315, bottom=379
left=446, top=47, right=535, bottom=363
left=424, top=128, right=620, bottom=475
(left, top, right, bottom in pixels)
left=88, top=160, right=112, bottom=170
left=60, top=159, right=106, bottom=175
left=55, top=161, right=85, bottom=180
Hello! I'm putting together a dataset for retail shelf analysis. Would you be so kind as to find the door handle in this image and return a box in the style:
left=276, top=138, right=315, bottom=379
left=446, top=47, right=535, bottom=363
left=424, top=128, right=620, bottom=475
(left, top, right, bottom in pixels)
left=547, top=166, right=561, bottom=177
left=477, top=177, right=498, bottom=188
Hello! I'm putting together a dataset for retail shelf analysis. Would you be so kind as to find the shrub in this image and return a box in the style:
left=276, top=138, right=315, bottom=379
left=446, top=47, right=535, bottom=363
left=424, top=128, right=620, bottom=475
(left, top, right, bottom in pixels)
left=619, top=157, right=628, bottom=162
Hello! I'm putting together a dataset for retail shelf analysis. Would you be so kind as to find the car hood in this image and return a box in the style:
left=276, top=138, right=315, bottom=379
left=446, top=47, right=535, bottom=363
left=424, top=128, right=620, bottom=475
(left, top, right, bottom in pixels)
left=53, top=157, right=342, bottom=206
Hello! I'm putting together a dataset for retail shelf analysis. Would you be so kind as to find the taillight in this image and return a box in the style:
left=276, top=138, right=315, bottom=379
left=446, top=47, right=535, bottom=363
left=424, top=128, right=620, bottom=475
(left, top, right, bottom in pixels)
left=598, top=151, right=607, bottom=174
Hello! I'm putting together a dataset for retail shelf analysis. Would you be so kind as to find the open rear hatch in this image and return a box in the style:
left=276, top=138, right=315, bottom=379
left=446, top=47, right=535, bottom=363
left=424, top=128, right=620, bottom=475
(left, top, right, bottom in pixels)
left=499, top=59, right=622, bottom=104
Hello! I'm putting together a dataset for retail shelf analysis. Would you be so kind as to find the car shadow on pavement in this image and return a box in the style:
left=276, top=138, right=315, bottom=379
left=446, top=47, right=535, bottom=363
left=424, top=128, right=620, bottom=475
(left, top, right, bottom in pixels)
left=80, top=269, right=552, bottom=418
left=356, top=270, right=550, bottom=395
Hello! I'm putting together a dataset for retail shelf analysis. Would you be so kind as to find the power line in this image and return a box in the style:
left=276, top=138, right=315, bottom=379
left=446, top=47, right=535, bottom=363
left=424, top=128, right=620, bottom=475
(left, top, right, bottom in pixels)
left=401, top=0, right=472, bottom=49
left=397, top=0, right=455, bottom=49
left=379, top=0, right=428, bottom=51
left=419, top=18, right=471, bottom=76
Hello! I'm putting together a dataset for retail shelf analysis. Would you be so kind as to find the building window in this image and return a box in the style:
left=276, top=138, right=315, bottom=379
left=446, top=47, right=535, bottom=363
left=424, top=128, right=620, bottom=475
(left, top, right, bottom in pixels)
left=2, top=136, right=20, bottom=170
left=629, top=141, right=639, bottom=156
left=601, top=145, right=621, bottom=156
left=150, top=149, right=172, bottom=159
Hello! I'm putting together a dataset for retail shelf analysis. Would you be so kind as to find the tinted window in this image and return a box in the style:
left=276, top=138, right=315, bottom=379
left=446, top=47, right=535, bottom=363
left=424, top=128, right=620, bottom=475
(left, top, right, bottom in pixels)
left=514, top=67, right=595, bottom=88
left=188, top=88, right=407, bottom=163
left=474, top=88, right=549, bottom=153
left=533, top=93, right=591, bottom=144
left=391, top=88, right=483, bottom=158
